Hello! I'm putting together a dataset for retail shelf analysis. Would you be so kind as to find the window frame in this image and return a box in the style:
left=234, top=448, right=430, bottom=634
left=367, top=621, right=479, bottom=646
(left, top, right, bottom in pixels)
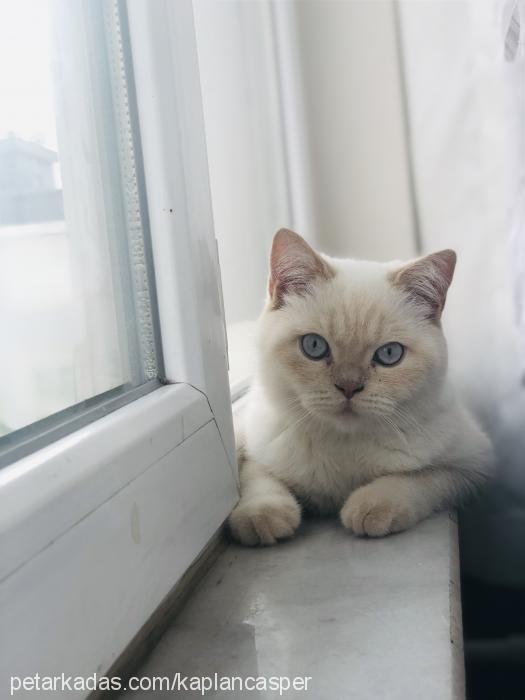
left=126, top=0, right=236, bottom=464
left=0, top=379, right=161, bottom=469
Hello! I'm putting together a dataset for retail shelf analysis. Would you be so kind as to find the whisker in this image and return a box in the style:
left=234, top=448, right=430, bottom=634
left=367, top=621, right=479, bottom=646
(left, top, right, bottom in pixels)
left=391, top=405, right=433, bottom=442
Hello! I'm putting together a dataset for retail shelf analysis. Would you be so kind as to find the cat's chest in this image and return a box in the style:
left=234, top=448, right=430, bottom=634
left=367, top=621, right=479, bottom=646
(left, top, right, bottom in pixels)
left=265, top=430, right=381, bottom=512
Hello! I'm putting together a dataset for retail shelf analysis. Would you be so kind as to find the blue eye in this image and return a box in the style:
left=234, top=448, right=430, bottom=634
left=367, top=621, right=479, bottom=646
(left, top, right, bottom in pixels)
left=373, top=342, right=404, bottom=366
left=301, top=333, right=330, bottom=360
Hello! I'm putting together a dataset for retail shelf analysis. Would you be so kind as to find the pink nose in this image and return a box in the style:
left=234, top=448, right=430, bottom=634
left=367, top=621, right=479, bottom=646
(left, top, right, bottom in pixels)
left=334, top=382, right=365, bottom=400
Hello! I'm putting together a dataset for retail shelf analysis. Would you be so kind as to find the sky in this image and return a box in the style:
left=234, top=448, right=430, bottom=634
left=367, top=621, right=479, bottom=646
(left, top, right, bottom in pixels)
left=0, top=0, right=58, bottom=149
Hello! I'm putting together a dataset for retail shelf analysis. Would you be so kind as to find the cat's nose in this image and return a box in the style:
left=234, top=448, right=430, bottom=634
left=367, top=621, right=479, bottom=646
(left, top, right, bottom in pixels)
left=334, top=381, right=365, bottom=400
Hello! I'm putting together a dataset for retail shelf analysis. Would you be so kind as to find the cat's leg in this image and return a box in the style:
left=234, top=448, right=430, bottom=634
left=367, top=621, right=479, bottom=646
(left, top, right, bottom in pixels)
left=340, top=466, right=487, bottom=537
left=229, top=459, right=301, bottom=546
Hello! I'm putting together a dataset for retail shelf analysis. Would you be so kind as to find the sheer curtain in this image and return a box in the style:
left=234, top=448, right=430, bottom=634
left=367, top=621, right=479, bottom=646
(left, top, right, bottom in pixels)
left=398, top=0, right=525, bottom=584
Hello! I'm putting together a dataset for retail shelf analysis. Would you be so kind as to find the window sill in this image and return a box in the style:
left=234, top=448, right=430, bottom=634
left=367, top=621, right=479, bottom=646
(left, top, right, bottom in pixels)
left=120, top=513, right=464, bottom=700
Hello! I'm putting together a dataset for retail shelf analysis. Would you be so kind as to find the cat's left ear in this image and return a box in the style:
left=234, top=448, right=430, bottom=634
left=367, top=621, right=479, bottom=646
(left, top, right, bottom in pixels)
left=393, top=249, right=456, bottom=321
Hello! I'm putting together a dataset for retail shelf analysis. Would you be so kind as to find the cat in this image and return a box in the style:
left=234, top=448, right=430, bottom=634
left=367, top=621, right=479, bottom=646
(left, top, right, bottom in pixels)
left=229, top=228, right=494, bottom=545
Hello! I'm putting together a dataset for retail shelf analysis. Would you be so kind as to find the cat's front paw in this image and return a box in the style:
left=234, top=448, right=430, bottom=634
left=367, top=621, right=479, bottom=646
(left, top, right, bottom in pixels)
left=340, top=482, right=417, bottom=537
left=229, top=494, right=301, bottom=546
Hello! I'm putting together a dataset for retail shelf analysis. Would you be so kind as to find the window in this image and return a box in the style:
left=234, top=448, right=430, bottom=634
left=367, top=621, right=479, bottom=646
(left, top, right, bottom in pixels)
left=0, top=0, right=162, bottom=466
left=1, top=1, right=238, bottom=687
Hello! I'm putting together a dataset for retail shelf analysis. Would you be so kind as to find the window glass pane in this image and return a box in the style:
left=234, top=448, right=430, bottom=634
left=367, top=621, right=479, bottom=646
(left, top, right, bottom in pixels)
left=0, top=0, right=161, bottom=445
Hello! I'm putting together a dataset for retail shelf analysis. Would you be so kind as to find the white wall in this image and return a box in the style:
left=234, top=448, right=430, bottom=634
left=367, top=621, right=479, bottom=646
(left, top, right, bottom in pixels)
left=291, top=0, right=417, bottom=261
left=193, top=0, right=291, bottom=328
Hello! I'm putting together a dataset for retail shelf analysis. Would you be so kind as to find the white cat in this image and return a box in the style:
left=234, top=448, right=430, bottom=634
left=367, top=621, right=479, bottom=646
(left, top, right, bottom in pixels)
left=229, top=229, right=493, bottom=546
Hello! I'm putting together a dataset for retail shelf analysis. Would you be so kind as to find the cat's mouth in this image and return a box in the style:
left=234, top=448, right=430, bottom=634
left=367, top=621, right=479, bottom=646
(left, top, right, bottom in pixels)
left=339, top=402, right=354, bottom=416
left=330, top=402, right=365, bottom=432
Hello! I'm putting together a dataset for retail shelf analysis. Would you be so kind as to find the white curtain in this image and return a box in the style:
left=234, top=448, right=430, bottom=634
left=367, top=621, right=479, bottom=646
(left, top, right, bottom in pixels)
left=399, top=0, right=525, bottom=585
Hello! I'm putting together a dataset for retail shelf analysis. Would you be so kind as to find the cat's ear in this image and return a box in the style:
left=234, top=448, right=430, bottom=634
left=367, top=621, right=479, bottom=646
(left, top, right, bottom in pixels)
left=393, top=249, right=456, bottom=320
left=269, top=228, right=333, bottom=310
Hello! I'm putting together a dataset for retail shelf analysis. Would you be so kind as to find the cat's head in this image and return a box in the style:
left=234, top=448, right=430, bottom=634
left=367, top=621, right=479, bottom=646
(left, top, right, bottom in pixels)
left=257, top=229, right=456, bottom=432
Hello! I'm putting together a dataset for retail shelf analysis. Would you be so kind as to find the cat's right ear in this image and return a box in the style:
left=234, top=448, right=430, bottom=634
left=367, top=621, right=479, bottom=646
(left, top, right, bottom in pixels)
left=269, top=229, right=333, bottom=310
left=392, top=249, right=456, bottom=321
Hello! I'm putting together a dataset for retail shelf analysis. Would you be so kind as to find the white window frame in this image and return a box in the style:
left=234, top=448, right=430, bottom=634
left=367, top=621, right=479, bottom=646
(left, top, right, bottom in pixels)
left=0, top=0, right=239, bottom=692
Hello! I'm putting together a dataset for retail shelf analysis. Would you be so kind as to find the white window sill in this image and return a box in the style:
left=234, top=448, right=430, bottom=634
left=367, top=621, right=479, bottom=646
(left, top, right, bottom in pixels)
left=119, top=513, right=464, bottom=700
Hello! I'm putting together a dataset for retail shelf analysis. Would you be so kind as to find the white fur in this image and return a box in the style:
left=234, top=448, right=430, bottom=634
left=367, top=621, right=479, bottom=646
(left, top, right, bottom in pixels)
left=229, top=241, right=494, bottom=546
